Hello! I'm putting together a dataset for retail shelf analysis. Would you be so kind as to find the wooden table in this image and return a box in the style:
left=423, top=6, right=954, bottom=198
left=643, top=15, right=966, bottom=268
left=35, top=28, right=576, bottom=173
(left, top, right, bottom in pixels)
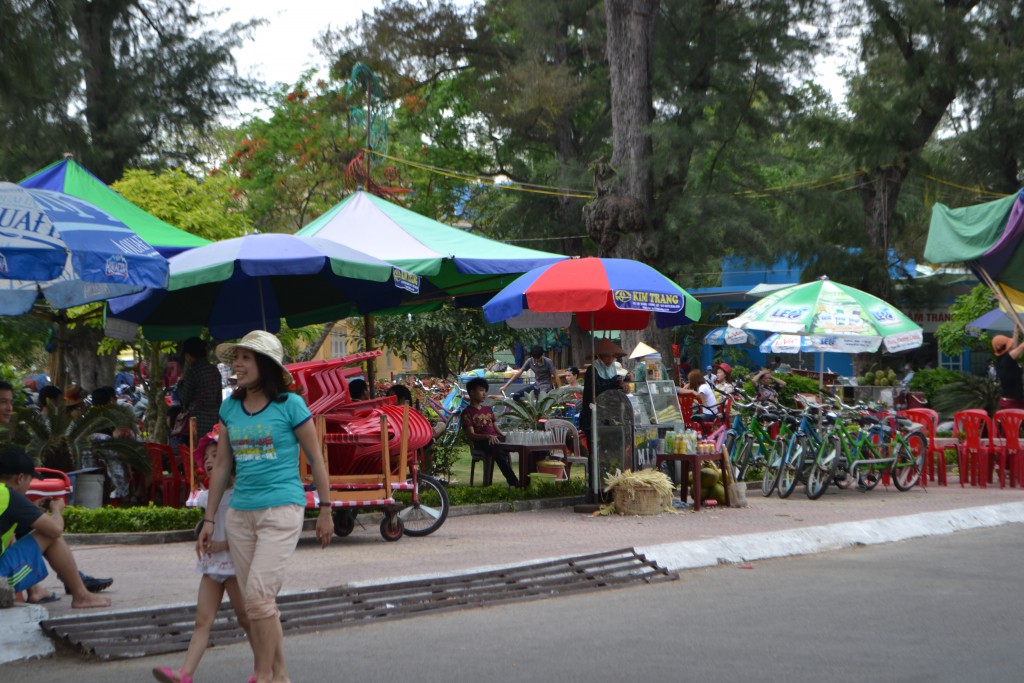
left=495, top=442, right=556, bottom=489
left=655, top=451, right=731, bottom=511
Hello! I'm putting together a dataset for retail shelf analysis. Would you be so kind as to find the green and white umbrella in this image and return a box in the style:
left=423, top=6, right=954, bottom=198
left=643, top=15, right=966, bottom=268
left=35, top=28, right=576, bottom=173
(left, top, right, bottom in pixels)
left=727, top=277, right=923, bottom=355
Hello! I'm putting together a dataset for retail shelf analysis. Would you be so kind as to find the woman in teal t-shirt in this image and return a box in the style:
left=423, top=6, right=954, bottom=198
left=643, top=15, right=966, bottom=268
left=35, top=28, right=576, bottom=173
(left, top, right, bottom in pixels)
left=197, top=330, right=333, bottom=683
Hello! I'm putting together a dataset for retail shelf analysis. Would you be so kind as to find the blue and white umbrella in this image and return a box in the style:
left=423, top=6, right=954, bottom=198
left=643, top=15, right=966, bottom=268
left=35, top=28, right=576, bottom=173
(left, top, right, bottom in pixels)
left=0, top=183, right=168, bottom=314
left=966, top=307, right=1015, bottom=334
left=704, top=326, right=754, bottom=346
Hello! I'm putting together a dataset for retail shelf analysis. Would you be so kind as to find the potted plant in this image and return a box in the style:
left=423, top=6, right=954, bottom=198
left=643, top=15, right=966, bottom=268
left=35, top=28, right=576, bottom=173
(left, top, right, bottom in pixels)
left=492, top=385, right=578, bottom=431
left=7, top=401, right=149, bottom=475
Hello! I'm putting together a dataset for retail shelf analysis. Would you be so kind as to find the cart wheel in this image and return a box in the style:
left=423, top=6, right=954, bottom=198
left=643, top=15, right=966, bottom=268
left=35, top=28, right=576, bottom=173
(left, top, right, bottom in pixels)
left=400, top=474, right=450, bottom=537
left=332, top=509, right=355, bottom=537
left=380, top=514, right=404, bottom=542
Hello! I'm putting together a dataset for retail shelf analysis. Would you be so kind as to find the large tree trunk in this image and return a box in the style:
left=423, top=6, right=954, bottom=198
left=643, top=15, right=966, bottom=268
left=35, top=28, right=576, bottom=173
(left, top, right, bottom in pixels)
left=585, top=0, right=673, bottom=364
left=65, top=324, right=117, bottom=389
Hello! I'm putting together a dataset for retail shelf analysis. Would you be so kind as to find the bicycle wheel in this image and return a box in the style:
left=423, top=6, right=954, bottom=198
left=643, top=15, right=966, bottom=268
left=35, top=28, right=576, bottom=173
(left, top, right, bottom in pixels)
left=722, top=430, right=739, bottom=474
left=731, top=435, right=752, bottom=482
left=761, top=439, right=784, bottom=497
left=891, top=439, right=923, bottom=491
left=777, top=435, right=806, bottom=499
left=806, top=438, right=839, bottom=500
left=399, top=474, right=450, bottom=537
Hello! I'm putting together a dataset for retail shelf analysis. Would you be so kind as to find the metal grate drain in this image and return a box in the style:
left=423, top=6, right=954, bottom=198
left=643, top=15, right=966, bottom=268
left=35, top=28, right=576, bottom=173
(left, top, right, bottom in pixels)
left=41, top=548, right=677, bottom=660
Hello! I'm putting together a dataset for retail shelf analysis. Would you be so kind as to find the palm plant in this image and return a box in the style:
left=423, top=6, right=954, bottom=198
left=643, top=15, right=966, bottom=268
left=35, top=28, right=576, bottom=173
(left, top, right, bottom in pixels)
left=492, top=386, right=577, bottom=431
left=8, top=402, right=149, bottom=473
left=930, top=374, right=1001, bottom=418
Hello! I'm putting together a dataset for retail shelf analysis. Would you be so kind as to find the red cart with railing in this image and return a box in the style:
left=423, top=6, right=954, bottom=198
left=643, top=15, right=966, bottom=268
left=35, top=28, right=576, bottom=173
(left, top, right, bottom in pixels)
left=289, top=353, right=448, bottom=542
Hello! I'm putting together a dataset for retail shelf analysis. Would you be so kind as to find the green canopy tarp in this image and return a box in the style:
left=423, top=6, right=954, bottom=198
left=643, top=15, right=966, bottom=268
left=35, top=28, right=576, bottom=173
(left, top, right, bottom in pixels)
left=19, top=159, right=212, bottom=257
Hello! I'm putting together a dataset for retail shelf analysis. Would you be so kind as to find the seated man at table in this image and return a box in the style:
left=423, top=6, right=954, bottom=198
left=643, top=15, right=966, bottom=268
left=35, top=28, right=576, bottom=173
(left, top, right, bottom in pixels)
left=461, top=378, right=519, bottom=487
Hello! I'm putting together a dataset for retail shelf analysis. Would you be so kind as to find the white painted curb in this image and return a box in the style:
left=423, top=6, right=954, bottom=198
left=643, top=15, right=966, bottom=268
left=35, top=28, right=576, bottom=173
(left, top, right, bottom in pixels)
left=637, top=502, right=1024, bottom=571
left=0, top=603, right=54, bottom=664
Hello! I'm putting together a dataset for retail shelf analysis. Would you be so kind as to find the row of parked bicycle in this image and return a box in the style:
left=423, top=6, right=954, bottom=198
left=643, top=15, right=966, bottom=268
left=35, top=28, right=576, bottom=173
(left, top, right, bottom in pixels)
left=720, top=390, right=927, bottom=500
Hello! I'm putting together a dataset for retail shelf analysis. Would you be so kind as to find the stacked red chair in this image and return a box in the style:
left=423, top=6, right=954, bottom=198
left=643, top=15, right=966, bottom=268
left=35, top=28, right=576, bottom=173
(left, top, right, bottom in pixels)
left=898, top=408, right=945, bottom=486
left=952, top=410, right=997, bottom=488
left=993, top=409, right=1024, bottom=488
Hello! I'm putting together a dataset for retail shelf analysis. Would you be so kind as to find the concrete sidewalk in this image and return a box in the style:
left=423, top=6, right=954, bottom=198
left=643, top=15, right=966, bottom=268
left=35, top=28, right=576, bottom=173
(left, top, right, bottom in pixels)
left=5, top=479, right=1024, bottom=663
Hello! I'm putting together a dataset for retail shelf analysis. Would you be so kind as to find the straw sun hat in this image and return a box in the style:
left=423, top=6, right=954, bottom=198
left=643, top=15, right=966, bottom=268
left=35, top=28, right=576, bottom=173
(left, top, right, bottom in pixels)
left=216, top=330, right=293, bottom=385
left=594, top=338, right=626, bottom=358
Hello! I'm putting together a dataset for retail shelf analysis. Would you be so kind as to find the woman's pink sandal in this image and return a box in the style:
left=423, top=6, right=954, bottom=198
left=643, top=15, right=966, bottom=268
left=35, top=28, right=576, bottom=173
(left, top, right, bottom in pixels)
left=152, top=666, right=193, bottom=683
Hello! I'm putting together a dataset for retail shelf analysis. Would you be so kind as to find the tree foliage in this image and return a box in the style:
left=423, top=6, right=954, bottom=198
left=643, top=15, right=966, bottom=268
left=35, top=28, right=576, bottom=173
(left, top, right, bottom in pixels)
left=111, top=168, right=251, bottom=241
left=935, top=284, right=997, bottom=358
left=372, top=305, right=525, bottom=379
left=0, top=0, right=259, bottom=183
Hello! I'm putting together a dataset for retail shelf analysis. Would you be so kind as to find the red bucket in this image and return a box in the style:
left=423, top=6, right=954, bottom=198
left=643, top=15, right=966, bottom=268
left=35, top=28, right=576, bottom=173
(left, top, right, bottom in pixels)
left=26, top=467, right=73, bottom=504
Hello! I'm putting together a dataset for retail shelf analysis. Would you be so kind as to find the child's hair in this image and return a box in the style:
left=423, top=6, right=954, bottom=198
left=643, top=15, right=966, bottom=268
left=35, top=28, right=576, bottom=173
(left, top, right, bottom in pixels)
left=385, top=384, right=413, bottom=405
left=566, top=366, right=580, bottom=378
left=466, top=377, right=489, bottom=393
left=348, top=378, right=368, bottom=400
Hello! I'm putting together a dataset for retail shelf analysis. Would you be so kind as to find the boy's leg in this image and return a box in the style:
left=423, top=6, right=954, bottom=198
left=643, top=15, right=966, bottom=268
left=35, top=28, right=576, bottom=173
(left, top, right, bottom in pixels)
left=34, top=533, right=111, bottom=608
left=490, top=447, right=520, bottom=487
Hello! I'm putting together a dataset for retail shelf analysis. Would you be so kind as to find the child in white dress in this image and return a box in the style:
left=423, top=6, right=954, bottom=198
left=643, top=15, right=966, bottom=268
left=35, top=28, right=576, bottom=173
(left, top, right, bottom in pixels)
left=153, top=426, right=255, bottom=683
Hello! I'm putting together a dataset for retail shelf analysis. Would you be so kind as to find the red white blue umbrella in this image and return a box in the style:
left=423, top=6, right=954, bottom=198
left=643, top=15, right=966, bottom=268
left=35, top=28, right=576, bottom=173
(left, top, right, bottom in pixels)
left=483, top=257, right=701, bottom=329
left=483, top=257, right=700, bottom=501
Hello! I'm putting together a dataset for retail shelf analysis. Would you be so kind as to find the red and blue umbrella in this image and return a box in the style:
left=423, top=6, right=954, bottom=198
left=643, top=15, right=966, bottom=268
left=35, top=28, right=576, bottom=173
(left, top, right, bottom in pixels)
left=483, top=257, right=701, bottom=330
left=0, top=182, right=168, bottom=315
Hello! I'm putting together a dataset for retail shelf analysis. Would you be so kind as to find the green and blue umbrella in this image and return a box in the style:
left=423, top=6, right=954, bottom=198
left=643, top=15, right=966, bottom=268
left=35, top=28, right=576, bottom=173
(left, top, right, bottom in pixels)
left=108, top=233, right=411, bottom=339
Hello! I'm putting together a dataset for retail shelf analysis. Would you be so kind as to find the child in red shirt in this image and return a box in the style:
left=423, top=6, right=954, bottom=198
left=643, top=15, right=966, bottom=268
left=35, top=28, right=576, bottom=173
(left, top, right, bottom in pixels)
left=461, top=378, right=520, bottom=487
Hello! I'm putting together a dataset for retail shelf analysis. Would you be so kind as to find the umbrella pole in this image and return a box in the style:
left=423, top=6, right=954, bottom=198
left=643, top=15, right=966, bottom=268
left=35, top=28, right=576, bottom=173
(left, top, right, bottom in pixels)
left=974, top=262, right=1024, bottom=335
left=258, top=278, right=267, bottom=331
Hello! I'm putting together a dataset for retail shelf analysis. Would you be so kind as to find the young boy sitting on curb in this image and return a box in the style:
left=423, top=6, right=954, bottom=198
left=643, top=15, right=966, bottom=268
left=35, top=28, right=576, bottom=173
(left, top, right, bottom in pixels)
left=0, top=444, right=111, bottom=609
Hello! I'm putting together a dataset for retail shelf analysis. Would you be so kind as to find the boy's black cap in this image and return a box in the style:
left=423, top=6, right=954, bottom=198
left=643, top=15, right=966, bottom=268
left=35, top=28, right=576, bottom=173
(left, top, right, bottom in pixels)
left=0, top=445, right=43, bottom=479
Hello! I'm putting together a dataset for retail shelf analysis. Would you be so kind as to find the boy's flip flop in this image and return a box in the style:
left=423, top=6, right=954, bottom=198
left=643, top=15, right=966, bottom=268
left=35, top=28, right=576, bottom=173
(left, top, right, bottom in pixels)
left=28, top=591, right=61, bottom=604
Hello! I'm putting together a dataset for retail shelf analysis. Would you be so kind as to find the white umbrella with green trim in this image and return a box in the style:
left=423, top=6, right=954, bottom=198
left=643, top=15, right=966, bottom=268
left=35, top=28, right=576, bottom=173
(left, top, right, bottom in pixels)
left=728, top=276, right=923, bottom=385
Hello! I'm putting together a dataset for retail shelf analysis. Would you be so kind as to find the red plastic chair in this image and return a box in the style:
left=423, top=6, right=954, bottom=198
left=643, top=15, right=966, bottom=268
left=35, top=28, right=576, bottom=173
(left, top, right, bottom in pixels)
left=145, top=443, right=183, bottom=507
left=993, top=409, right=1024, bottom=488
left=952, top=410, right=996, bottom=488
left=676, top=394, right=697, bottom=429
left=898, top=408, right=945, bottom=486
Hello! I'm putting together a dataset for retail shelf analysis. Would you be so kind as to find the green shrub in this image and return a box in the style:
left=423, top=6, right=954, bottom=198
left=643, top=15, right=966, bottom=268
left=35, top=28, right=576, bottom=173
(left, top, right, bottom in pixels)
left=63, top=503, right=203, bottom=534
left=446, top=477, right=586, bottom=506
left=742, top=372, right=821, bottom=407
left=909, top=367, right=964, bottom=406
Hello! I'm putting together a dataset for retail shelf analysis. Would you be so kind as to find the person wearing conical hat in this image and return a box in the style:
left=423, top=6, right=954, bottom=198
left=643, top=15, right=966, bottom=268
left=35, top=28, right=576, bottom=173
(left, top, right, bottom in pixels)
left=579, top=338, right=626, bottom=458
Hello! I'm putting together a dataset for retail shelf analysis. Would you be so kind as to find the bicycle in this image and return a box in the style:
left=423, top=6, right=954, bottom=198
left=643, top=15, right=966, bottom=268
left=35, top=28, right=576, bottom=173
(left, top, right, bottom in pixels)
left=775, top=397, right=832, bottom=499
left=723, top=392, right=787, bottom=483
left=805, top=397, right=926, bottom=500
left=418, top=381, right=468, bottom=449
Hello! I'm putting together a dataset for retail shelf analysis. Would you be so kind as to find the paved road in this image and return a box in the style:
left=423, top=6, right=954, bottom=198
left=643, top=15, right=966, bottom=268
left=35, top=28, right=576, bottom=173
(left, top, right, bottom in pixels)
left=33, top=479, right=1024, bottom=619
left=11, top=524, right=1023, bottom=683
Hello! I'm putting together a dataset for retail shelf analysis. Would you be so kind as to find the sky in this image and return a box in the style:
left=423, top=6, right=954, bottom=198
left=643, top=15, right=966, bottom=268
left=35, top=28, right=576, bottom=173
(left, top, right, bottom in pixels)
left=203, top=1, right=849, bottom=117
left=201, top=0, right=381, bottom=116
